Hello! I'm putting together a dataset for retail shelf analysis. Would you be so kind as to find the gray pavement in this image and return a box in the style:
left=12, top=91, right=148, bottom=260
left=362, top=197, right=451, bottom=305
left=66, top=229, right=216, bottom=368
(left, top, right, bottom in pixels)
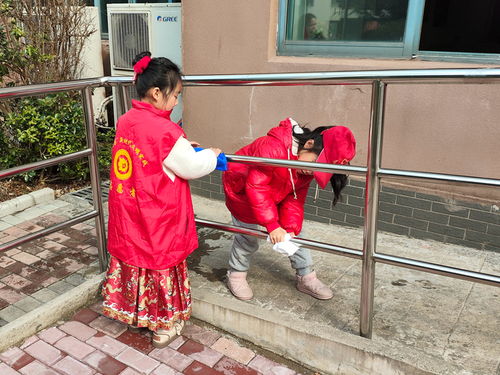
left=189, top=195, right=500, bottom=375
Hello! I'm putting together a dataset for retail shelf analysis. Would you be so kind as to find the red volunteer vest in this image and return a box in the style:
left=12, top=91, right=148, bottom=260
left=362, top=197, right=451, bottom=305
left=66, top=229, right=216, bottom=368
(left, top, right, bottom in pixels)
left=107, top=100, right=198, bottom=269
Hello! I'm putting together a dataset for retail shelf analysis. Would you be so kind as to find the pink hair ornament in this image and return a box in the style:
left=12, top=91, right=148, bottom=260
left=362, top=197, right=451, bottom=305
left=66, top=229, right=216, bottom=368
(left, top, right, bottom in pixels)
left=133, top=55, right=152, bottom=81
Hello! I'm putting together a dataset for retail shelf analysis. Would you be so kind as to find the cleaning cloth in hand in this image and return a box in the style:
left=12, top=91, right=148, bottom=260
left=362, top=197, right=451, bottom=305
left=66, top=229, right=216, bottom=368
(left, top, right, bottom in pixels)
left=194, top=147, right=228, bottom=171
left=267, top=233, right=299, bottom=256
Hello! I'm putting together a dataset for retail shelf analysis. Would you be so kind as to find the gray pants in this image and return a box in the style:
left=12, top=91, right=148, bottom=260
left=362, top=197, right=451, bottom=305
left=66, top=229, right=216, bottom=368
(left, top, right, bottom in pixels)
left=228, top=216, right=313, bottom=276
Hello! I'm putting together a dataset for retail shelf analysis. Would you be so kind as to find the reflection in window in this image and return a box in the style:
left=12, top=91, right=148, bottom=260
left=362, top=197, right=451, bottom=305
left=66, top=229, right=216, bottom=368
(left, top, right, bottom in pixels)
left=287, top=0, right=408, bottom=42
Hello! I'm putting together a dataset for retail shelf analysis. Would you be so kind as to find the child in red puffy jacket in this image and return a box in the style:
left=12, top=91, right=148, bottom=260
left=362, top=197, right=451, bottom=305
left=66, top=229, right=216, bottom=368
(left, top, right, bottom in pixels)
left=223, top=117, right=356, bottom=300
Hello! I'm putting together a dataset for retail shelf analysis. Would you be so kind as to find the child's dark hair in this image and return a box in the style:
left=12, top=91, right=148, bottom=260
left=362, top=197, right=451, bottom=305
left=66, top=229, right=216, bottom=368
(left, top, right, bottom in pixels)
left=293, top=125, right=348, bottom=206
left=132, top=51, right=182, bottom=99
left=330, top=173, right=348, bottom=206
left=293, top=125, right=329, bottom=155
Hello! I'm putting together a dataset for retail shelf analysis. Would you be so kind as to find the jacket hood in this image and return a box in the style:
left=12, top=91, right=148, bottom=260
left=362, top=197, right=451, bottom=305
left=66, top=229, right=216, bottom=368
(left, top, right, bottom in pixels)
left=266, top=118, right=297, bottom=151
left=266, top=117, right=300, bottom=199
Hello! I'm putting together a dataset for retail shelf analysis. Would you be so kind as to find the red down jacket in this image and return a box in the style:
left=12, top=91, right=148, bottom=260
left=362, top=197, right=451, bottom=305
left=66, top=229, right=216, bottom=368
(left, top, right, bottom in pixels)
left=223, top=118, right=313, bottom=235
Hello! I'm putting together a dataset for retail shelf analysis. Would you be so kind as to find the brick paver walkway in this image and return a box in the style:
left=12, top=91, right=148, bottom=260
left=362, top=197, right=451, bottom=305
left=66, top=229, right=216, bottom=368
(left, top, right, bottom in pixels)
left=0, top=192, right=317, bottom=374
left=0, top=209, right=99, bottom=327
left=0, top=301, right=309, bottom=375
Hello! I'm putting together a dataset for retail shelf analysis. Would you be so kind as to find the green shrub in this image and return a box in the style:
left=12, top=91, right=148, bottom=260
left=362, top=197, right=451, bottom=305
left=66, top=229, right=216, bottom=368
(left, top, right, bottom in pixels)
left=0, top=92, right=114, bottom=183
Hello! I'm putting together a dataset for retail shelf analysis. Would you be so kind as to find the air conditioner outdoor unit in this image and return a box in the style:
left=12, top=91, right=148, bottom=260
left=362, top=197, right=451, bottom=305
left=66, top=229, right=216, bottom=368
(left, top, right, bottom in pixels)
left=107, top=3, right=182, bottom=123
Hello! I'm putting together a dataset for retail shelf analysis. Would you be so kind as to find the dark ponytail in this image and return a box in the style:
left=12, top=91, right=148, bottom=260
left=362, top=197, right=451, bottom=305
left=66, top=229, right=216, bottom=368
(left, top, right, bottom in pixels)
left=132, top=51, right=182, bottom=99
left=330, top=173, right=348, bottom=206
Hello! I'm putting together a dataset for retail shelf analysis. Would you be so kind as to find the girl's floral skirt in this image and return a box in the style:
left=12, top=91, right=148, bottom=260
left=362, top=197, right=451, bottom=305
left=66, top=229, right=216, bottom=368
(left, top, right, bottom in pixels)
left=102, top=256, right=191, bottom=332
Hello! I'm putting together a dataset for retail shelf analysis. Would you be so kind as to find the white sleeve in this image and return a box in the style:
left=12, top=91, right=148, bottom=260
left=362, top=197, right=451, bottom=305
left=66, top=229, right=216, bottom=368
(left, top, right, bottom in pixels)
left=162, top=136, right=217, bottom=181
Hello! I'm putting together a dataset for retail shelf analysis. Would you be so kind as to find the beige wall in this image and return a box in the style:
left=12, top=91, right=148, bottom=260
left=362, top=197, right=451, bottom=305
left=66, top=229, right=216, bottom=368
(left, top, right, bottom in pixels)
left=182, top=0, right=500, bottom=202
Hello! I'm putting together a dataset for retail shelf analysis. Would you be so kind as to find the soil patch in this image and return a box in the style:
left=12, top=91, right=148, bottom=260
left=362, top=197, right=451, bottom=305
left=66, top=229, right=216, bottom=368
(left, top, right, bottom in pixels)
left=0, top=179, right=89, bottom=202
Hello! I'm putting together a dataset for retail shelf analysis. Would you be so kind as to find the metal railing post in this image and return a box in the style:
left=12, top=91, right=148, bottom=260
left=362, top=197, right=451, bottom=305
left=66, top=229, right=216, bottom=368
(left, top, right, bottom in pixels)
left=360, top=80, right=386, bottom=338
left=120, top=84, right=132, bottom=113
left=82, top=87, right=109, bottom=272
left=112, top=85, right=127, bottom=121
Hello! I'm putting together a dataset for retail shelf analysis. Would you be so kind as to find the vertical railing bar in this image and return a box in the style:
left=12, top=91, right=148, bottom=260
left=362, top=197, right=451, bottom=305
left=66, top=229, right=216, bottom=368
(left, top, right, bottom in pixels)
left=360, top=80, right=386, bottom=338
left=120, top=83, right=131, bottom=113
left=113, top=84, right=125, bottom=121
left=82, top=87, right=109, bottom=272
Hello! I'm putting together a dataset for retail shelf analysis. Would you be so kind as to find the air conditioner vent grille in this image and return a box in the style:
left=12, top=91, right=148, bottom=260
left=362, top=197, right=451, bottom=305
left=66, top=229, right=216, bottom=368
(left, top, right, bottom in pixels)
left=110, top=12, right=149, bottom=71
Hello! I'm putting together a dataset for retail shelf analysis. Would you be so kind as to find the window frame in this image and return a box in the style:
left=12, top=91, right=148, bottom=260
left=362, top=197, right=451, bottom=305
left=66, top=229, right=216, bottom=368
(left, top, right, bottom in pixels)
left=277, top=0, right=500, bottom=64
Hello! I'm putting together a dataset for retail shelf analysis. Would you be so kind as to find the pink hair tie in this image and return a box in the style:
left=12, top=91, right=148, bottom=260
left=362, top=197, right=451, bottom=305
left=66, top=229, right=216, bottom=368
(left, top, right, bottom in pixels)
left=133, top=56, right=152, bottom=81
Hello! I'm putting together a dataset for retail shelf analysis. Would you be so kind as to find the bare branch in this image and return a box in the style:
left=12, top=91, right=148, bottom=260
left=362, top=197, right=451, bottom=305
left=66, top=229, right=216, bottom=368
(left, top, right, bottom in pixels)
left=1, top=0, right=97, bottom=86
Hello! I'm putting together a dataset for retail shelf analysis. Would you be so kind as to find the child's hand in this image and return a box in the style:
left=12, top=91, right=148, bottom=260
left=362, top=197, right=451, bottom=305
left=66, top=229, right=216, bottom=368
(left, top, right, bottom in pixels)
left=209, top=147, right=222, bottom=157
left=190, top=140, right=201, bottom=147
left=269, top=227, right=287, bottom=244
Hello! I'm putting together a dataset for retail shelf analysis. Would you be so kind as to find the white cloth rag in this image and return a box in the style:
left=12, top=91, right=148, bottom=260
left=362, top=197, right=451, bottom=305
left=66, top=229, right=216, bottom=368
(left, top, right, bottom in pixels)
left=267, top=233, right=299, bottom=256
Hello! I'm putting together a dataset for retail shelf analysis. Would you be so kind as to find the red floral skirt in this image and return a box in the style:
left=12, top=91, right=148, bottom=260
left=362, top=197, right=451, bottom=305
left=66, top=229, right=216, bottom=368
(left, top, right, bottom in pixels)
left=102, top=256, right=191, bottom=332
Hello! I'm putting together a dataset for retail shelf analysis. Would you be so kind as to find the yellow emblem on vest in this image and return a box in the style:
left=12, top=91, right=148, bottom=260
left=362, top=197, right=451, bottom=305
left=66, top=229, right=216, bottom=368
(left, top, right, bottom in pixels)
left=113, top=149, right=133, bottom=181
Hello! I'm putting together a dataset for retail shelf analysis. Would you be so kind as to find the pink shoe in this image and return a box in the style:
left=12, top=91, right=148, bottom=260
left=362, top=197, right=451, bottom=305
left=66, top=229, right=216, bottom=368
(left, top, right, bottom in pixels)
left=296, top=271, right=333, bottom=300
left=227, top=271, right=253, bottom=300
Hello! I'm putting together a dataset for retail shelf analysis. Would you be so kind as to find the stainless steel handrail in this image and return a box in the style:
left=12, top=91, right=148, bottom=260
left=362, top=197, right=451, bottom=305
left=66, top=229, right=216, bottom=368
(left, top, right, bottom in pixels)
left=374, top=252, right=500, bottom=287
left=0, top=149, right=92, bottom=180
left=82, top=87, right=108, bottom=271
left=1, top=68, right=500, bottom=340
left=2, top=68, right=500, bottom=99
left=0, top=211, right=99, bottom=252
left=226, top=154, right=367, bottom=176
left=0, top=87, right=109, bottom=271
left=378, top=167, right=500, bottom=186
left=360, top=80, right=386, bottom=336
left=195, top=218, right=500, bottom=286
left=196, top=218, right=363, bottom=259
left=182, top=68, right=500, bottom=85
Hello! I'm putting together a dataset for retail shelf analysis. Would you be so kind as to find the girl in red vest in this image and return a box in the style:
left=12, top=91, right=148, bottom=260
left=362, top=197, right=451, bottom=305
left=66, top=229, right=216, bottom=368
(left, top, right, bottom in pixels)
left=102, top=52, right=221, bottom=348
left=223, top=118, right=356, bottom=300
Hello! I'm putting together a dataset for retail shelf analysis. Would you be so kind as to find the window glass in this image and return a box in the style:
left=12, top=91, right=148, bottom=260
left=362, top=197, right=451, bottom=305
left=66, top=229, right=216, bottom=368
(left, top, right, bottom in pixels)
left=286, top=0, right=408, bottom=42
left=420, top=0, right=500, bottom=54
